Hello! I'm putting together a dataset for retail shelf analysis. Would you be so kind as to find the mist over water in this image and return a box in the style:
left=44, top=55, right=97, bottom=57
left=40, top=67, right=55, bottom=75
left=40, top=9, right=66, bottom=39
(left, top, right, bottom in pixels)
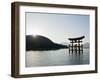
left=26, top=48, right=89, bottom=67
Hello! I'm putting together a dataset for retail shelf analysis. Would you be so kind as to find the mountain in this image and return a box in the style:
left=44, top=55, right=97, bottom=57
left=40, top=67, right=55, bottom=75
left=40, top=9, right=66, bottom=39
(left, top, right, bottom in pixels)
left=26, top=35, right=68, bottom=51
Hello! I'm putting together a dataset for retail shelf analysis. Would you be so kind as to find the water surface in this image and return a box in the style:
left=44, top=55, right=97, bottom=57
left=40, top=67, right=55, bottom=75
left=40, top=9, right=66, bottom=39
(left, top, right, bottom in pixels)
left=26, top=49, right=89, bottom=67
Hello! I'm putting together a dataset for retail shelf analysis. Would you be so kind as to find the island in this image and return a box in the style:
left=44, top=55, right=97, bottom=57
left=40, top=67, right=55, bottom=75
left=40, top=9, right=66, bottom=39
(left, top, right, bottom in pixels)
left=26, top=35, right=68, bottom=51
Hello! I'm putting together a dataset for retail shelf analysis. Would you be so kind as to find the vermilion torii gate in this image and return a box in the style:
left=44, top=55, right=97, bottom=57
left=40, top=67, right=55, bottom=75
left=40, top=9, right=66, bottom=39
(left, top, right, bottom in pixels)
left=68, top=36, right=85, bottom=53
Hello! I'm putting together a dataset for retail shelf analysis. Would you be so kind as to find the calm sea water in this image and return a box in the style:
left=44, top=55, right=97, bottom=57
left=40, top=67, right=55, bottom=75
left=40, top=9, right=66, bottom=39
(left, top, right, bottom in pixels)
left=26, top=49, right=89, bottom=67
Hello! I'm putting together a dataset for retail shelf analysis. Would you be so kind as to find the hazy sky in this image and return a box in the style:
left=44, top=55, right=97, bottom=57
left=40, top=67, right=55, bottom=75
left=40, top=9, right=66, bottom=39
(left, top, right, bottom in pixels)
left=26, top=12, right=89, bottom=43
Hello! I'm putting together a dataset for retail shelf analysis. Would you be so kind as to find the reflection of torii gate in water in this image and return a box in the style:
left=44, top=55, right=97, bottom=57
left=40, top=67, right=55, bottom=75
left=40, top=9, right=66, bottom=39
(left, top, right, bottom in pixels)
left=68, top=36, right=85, bottom=53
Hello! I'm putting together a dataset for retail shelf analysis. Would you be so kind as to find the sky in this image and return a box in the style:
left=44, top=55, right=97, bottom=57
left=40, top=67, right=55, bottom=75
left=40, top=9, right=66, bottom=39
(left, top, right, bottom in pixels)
left=26, top=12, right=90, bottom=44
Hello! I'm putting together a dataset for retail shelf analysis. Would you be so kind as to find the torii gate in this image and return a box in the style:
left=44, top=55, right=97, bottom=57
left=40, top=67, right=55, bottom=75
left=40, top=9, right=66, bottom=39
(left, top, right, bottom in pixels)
left=68, top=36, right=85, bottom=53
